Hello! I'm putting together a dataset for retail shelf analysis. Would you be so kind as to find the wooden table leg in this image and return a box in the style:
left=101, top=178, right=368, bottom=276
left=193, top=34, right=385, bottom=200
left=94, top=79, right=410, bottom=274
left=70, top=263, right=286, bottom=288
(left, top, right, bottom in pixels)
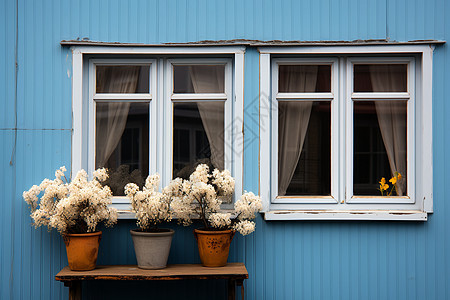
left=236, top=279, right=244, bottom=300
left=228, top=279, right=236, bottom=300
left=64, top=281, right=81, bottom=300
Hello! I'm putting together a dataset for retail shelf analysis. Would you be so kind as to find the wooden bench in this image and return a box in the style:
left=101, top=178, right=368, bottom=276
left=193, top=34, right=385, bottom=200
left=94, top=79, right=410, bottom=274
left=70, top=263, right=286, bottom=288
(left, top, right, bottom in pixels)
left=55, top=263, right=248, bottom=300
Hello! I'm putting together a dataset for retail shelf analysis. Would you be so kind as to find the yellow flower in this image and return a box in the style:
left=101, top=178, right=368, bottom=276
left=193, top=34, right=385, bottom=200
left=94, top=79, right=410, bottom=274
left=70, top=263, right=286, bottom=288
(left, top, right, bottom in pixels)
left=397, top=173, right=402, bottom=180
left=389, top=177, right=397, bottom=185
left=379, top=178, right=389, bottom=192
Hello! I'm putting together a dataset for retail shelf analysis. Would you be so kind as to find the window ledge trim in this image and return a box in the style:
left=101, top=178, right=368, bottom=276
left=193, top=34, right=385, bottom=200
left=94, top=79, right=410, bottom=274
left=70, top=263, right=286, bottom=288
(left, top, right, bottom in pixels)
left=262, top=210, right=428, bottom=221
left=117, top=209, right=239, bottom=220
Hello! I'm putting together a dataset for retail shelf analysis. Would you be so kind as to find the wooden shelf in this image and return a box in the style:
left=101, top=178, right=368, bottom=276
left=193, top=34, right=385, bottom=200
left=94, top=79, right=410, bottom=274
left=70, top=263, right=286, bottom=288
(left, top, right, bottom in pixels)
left=55, top=263, right=248, bottom=300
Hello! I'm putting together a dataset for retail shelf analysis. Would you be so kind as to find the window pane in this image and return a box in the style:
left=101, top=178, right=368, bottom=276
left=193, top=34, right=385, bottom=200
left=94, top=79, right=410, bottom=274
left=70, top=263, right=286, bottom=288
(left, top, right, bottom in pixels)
left=353, top=101, right=407, bottom=196
left=278, top=65, right=331, bottom=93
left=173, top=65, right=225, bottom=93
left=96, top=65, right=150, bottom=93
left=354, top=64, right=407, bottom=92
left=278, top=101, right=331, bottom=196
left=173, top=102, right=224, bottom=179
left=95, top=102, right=149, bottom=195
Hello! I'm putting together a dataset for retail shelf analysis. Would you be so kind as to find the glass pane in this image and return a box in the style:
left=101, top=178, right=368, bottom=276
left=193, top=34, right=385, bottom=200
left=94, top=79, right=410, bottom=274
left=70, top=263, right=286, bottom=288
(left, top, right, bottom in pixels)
left=278, top=65, right=331, bottom=93
left=173, top=102, right=224, bottom=179
left=95, top=102, right=149, bottom=195
left=278, top=101, right=331, bottom=196
left=96, top=65, right=150, bottom=93
left=353, top=101, right=407, bottom=196
left=173, top=65, right=225, bottom=93
left=354, top=64, right=407, bottom=92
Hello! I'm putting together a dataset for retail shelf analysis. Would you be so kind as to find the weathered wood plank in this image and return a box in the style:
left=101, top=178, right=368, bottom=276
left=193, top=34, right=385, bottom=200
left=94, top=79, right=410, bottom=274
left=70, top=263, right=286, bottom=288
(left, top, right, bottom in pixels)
left=55, top=263, right=248, bottom=282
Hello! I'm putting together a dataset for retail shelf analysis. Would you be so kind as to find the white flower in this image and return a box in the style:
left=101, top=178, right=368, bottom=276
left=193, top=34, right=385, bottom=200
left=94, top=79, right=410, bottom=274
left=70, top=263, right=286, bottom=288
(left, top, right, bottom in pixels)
left=212, top=169, right=235, bottom=197
left=124, top=183, right=139, bottom=196
left=189, top=164, right=210, bottom=183
left=209, top=213, right=232, bottom=228
left=233, top=220, right=256, bottom=236
left=93, top=168, right=108, bottom=182
left=171, top=196, right=194, bottom=226
left=165, top=165, right=262, bottom=235
left=55, top=166, right=67, bottom=181
left=234, top=192, right=262, bottom=220
left=124, top=174, right=172, bottom=231
left=23, top=185, right=41, bottom=210
left=144, top=173, right=160, bottom=191
left=23, top=167, right=118, bottom=234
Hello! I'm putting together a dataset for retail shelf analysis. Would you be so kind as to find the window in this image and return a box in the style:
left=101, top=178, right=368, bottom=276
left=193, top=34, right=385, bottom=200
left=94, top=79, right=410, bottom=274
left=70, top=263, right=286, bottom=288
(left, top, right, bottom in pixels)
left=71, top=47, right=245, bottom=216
left=259, top=45, right=434, bottom=220
left=89, top=60, right=156, bottom=196
left=167, top=60, right=233, bottom=186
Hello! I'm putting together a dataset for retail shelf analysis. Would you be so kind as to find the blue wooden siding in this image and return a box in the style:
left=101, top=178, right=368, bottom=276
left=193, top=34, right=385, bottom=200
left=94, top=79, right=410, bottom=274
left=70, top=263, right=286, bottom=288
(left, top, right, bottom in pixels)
left=1, top=0, right=449, bottom=299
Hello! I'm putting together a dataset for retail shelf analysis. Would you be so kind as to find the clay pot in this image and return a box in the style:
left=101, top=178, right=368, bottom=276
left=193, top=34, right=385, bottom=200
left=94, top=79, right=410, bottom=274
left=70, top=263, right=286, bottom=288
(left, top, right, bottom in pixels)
left=130, top=229, right=175, bottom=269
left=63, top=231, right=102, bottom=271
left=194, top=229, right=235, bottom=267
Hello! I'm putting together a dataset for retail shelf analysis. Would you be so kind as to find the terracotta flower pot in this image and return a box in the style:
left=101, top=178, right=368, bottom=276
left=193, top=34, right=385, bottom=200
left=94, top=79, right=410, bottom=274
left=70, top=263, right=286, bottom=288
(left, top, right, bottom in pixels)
left=63, top=231, right=102, bottom=271
left=194, top=229, right=235, bottom=267
left=130, top=229, right=175, bottom=269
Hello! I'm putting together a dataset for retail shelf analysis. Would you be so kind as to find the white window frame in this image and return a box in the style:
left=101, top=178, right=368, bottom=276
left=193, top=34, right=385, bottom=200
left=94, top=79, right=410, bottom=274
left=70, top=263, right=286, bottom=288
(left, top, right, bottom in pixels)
left=346, top=57, right=415, bottom=204
left=71, top=46, right=245, bottom=218
left=259, top=45, right=434, bottom=221
left=164, top=59, right=233, bottom=191
left=88, top=58, right=158, bottom=181
left=271, top=58, right=339, bottom=204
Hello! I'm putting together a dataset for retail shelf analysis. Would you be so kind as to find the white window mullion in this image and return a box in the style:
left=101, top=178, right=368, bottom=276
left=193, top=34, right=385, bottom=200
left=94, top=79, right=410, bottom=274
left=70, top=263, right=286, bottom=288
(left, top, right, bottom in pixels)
left=224, top=61, right=233, bottom=173
left=88, top=60, right=96, bottom=178
left=330, top=58, right=340, bottom=203
left=260, top=53, right=272, bottom=212
left=149, top=60, right=159, bottom=177
left=338, top=57, right=346, bottom=203
left=163, top=59, right=173, bottom=188
left=277, top=92, right=334, bottom=99
left=233, top=52, right=245, bottom=201
left=407, top=59, right=416, bottom=203
left=93, top=94, right=152, bottom=100
left=345, top=58, right=354, bottom=203
left=171, top=94, right=228, bottom=100
left=270, top=59, right=279, bottom=204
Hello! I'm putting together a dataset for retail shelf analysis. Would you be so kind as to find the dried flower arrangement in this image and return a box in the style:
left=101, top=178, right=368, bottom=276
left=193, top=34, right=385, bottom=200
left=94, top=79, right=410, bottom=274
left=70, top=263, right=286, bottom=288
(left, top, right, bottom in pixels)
left=164, top=164, right=262, bottom=236
left=23, top=166, right=118, bottom=234
left=124, top=173, right=172, bottom=232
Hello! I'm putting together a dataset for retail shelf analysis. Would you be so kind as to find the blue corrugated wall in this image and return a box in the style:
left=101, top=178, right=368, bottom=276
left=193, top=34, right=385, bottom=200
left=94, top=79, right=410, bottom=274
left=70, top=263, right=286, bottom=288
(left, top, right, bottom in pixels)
left=1, top=0, right=449, bottom=299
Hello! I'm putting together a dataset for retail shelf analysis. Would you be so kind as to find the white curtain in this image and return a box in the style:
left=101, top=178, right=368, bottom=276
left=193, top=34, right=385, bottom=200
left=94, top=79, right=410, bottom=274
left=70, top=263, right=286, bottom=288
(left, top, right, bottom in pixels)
left=96, top=66, right=140, bottom=167
left=278, top=66, right=318, bottom=196
left=189, top=66, right=225, bottom=170
left=370, top=65, right=407, bottom=195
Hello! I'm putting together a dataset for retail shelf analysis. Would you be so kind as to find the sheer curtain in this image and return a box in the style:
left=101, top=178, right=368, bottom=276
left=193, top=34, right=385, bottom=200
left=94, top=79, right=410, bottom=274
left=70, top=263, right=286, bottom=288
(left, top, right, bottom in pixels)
left=96, top=66, right=140, bottom=167
left=189, top=66, right=225, bottom=170
left=278, top=66, right=318, bottom=196
left=370, top=65, right=407, bottom=195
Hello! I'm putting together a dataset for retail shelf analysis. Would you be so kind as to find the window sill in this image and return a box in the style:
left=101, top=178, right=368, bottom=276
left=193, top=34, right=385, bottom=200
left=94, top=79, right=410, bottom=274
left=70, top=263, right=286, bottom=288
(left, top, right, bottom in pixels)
left=262, top=210, right=428, bottom=221
left=117, top=209, right=239, bottom=220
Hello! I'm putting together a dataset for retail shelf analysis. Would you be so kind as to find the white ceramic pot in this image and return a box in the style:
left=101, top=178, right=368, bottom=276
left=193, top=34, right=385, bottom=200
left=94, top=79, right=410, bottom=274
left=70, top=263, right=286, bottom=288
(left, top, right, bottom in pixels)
left=130, top=229, right=175, bottom=269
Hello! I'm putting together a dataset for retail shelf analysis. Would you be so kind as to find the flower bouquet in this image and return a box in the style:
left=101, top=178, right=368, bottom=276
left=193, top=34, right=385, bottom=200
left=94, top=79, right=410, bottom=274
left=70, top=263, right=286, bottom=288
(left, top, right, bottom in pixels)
left=23, top=167, right=118, bottom=270
left=165, top=164, right=262, bottom=267
left=124, top=174, right=174, bottom=269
